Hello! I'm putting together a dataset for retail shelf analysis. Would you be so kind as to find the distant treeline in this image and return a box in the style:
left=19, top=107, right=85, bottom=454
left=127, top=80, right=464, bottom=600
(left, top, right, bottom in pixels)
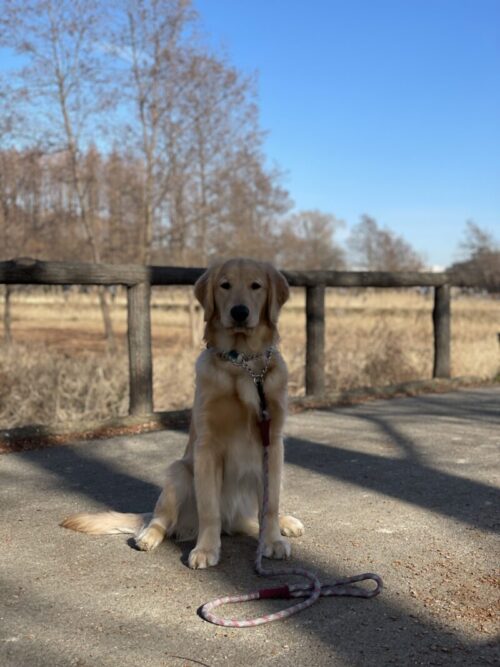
left=0, top=142, right=433, bottom=270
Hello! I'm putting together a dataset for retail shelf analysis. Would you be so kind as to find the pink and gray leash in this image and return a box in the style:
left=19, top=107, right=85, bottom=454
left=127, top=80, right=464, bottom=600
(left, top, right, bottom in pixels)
left=200, top=349, right=383, bottom=627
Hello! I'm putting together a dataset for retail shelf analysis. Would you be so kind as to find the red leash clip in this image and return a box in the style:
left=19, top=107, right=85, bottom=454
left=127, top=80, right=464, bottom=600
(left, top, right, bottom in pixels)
left=258, top=585, right=291, bottom=600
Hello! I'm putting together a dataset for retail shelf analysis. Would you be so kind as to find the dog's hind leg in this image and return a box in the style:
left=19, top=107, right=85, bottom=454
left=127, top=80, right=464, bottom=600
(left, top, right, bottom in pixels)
left=135, top=459, right=196, bottom=551
left=232, top=515, right=304, bottom=539
left=231, top=516, right=260, bottom=538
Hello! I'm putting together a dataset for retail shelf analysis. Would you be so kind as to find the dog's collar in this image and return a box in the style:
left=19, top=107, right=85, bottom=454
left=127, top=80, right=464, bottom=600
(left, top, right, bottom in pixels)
left=210, top=346, right=275, bottom=387
left=211, top=347, right=275, bottom=365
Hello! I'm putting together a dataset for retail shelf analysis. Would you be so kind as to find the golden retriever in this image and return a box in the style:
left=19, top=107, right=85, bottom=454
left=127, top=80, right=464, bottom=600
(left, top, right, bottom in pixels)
left=61, top=258, right=303, bottom=569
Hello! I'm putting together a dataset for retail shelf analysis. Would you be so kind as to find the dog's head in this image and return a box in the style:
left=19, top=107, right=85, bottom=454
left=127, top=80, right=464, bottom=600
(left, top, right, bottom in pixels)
left=194, top=258, right=289, bottom=345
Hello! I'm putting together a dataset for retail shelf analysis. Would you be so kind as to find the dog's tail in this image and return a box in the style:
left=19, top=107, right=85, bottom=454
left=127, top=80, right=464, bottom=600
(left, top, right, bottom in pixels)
left=60, top=511, right=151, bottom=535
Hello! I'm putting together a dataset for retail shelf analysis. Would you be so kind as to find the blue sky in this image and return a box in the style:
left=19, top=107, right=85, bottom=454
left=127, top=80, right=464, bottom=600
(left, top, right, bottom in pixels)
left=196, top=0, right=499, bottom=267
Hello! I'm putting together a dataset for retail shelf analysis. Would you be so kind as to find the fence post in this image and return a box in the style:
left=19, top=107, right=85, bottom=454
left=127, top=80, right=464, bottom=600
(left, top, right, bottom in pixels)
left=305, top=284, right=325, bottom=395
left=3, top=285, right=12, bottom=344
left=127, top=281, right=153, bottom=415
left=433, top=284, right=451, bottom=378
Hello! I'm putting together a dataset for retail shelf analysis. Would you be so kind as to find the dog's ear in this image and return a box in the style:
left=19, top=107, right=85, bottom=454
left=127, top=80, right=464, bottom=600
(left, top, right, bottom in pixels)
left=194, top=265, right=217, bottom=322
left=266, top=265, right=290, bottom=325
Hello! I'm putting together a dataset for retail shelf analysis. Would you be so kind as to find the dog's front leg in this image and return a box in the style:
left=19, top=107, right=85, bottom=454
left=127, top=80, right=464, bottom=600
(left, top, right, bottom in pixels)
left=188, top=444, right=222, bottom=569
left=262, top=437, right=291, bottom=560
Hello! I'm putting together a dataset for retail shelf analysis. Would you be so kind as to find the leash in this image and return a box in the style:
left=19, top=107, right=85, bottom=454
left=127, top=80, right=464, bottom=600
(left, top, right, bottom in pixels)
left=199, top=348, right=383, bottom=627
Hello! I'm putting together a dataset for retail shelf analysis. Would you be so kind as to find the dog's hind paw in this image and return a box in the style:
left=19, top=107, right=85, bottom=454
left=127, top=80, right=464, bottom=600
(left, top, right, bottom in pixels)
left=279, top=515, right=304, bottom=537
left=135, top=523, right=165, bottom=552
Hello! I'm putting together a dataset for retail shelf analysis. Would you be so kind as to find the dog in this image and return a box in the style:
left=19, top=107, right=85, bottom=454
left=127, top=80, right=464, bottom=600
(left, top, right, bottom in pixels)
left=61, top=258, right=304, bottom=569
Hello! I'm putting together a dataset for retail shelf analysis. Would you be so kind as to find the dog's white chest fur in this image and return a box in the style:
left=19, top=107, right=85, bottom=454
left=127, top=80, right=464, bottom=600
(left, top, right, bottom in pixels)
left=235, top=373, right=261, bottom=413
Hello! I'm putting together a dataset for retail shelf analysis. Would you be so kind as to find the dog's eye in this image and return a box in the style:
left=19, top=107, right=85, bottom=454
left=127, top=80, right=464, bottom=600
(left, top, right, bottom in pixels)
left=251, top=282, right=262, bottom=290
left=220, top=281, right=231, bottom=290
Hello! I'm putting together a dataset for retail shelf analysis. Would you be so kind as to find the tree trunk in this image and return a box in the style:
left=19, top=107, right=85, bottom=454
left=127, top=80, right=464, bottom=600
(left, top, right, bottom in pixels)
left=97, top=287, right=116, bottom=353
left=54, top=45, right=115, bottom=350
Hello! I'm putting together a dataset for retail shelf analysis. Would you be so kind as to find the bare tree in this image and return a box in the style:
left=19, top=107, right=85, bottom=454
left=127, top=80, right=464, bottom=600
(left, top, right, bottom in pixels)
left=449, top=221, right=500, bottom=292
left=277, top=210, right=345, bottom=269
left=0, top=147, right=16, bottom=343
left=0, top=0, right=293, bottom=279
left=347, top=215, right=423, bottom=271
left=110, top=1, right=284, bottom=268
left=108, top=0, right=199, bottom=265
left=176, top=55, right=267, bottom=264
left=0, top=147, right=51, bottom=342
left=104, top=148, right=144, bottom=263
left=0, top=84, right=25, bottom=343
left=1, top=0, right=116, bottom=346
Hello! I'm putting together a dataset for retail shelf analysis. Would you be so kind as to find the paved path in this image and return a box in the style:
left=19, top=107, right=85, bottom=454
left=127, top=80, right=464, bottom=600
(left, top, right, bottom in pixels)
left=1, top=387, right=499, bottom=667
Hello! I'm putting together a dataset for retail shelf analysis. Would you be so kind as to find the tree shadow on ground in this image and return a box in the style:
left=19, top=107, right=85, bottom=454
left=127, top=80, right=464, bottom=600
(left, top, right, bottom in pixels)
left=1, top=536, right=496, bottom=667
left=285, top=432, right=499, bottom=533
left=2, top=393, right=499, bottom=665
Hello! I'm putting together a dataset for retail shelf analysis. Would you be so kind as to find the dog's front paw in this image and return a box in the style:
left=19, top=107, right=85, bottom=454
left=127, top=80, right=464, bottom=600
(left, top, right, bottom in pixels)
left=135, top=524, right=164, bottom=552
left=263, top=537, right=291, bottom=560
left=188, top=546, right=220, bottom=569
left=280, top=515, right=304, bottom=537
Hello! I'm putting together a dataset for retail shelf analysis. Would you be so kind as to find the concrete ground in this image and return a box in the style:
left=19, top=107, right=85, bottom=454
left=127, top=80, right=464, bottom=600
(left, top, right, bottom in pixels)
left=1, top=387, right=499, bottom=667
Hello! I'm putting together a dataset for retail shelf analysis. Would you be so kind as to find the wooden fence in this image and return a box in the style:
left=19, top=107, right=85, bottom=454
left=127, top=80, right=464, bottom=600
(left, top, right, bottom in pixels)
left=0, top=258, right=488, bottom=422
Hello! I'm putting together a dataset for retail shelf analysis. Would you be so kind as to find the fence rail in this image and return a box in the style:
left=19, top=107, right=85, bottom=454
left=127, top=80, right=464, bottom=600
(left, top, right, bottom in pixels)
left=0, top=258, right=490, bottom=424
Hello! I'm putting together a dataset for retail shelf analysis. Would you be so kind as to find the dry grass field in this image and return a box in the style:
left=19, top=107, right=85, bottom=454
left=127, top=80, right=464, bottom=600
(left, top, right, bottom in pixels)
left=0, top=286, right=498, bottom=429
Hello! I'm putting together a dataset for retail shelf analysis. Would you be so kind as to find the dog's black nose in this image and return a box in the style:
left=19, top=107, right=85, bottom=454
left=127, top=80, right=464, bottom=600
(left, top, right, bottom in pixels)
left=230, top=304, right=250, bottom=323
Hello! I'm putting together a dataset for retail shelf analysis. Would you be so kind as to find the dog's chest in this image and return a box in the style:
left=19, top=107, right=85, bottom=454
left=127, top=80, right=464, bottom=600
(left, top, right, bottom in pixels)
left=196, top=354, right=283, bottom=448
left=224, top=374, right=270, bottom=477
left=234, top=373, right=261, bottom=415
left=223, top=426, right=263, bottom=485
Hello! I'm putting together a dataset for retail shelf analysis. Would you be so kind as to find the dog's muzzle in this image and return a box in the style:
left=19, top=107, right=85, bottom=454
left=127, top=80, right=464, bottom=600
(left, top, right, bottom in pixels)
left=230, top=304, right=250, bottom=324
